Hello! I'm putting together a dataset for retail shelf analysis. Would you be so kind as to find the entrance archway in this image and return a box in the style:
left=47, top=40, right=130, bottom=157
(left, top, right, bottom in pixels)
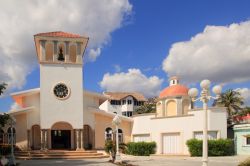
left=31, top=125, right=41, bottom=150
left=51, top=122, right=73, bottom=149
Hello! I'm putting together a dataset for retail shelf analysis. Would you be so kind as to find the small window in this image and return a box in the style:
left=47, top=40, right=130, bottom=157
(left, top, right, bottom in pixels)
left=7, top=127, right=16, bottom=144
left=118, top=129, right=123, bottom=143
left=105, top=128, right=113, bottom=140
left=138, top=101, right=144, bottom=106
left=122, top=111, right=133, bottom=117
left=111, top=100, right=121, bottom=105
left=247, top=137, right=250, bottom=145
left=122, top=100, right=126, bottom=105
left=128, top=100, right=132, bottom=105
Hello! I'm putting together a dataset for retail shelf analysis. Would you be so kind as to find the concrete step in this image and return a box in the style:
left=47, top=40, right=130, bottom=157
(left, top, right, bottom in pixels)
left=15, top=150, right=109, bottom=160
left=16, top=155, right=109, bottom=160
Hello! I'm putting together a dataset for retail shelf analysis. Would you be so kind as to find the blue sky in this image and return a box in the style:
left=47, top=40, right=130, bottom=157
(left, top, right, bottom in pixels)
left=0, top=0, right=250, bottom=112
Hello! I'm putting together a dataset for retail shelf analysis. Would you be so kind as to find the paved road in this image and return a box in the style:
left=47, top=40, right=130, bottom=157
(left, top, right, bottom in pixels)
left=17, top=155, right=249, bottom=166
left=122, top=155, right=249, bottom=166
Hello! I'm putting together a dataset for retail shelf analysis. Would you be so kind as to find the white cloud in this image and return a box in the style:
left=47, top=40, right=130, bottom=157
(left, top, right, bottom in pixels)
left=88, top=47, right=101, bottom=62
left=235, top=88, right=250, bottom=106
left=163, top=21, right=250, bottom=84
left=0, top=0, right=132, bottom=90
left=99, top=68, right=164, bottom=97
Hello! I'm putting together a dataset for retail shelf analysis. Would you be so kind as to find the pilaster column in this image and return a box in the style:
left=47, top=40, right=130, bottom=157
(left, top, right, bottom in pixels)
left=162, top=100, right=166, bottom=117
left=40, top=40, right=46, bottom=61
left=80, top=129, right=84, bottom=150
left=65, top=41, right=70, bottom=62
left=40, top=129, right=44, bottom=150
left=76, top=129, right=80, bottom=150
left=53, top=41, right=58, bottom=62
left=27, top=130, right=31, bottom=150
left=76, top=42, right=82, bottom=63
left=44, top=130, right=48, bottom=150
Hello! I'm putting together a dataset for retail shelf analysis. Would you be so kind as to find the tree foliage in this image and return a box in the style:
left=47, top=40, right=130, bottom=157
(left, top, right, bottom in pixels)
left=0, top=83, right=7, bottom=96
left=214, top=89, right=244, bottom=115
left=0, top=83, right=10, bottom=129
left=134, top=97, right=157, bottom=114
left=213, top=89, right=244, bottom=125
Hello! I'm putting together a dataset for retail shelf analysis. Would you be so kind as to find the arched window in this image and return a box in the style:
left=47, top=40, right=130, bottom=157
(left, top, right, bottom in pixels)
left=166, top=100, right=177, bottom=116
left=105, top=127, right=113, bottom=140
left=118, top=129, right=123, bottom=143
left=0, top=129, right=4, bottom=144
left=7, top=127, right=16, bottom=144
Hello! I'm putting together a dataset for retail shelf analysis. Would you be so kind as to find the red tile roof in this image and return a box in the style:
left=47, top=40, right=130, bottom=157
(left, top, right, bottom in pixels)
left=159, top=85, right=189, bottom=98
left=34, top=31, right=84, bottom=38
left=104, top=92, right=147, bottom=101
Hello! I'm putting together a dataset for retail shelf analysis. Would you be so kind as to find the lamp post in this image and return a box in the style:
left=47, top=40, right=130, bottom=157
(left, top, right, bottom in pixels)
left=8, top=116, right=16, bottom=166
left=188, top=80, right=222, bottom=166
left=112, top=114, right=121, bottom=162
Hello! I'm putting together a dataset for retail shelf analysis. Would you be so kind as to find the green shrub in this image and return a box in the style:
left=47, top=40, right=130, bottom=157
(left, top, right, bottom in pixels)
left=126, top=142, right=156, bottom=156
left=0, top=144, right=11, bottom=156
left=104, top=140, right=116, bottom=162
left=238, top=157, right=250, bottom=166
left=119, top=143, right=127, bottom=154
left=186, top=139, right=234, bottom=156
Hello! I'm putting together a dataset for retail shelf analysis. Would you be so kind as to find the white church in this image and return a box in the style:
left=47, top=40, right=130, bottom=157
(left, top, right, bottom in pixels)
left=1, top=31, right=227, bottom=155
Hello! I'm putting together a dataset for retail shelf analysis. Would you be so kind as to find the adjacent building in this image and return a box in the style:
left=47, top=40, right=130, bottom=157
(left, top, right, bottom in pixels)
left=233, top=117, right=250, bottom=155
left=131, top=76, right=227, bottom=155
left=99, top=92, right=146, bottom=117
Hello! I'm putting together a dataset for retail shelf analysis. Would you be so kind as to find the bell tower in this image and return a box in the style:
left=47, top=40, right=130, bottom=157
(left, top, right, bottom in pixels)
left=34, top=31, right=89, bottom=130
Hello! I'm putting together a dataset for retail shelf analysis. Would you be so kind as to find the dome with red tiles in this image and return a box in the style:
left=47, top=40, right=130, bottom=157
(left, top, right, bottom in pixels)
left=159, top=76, right=189, bottom=98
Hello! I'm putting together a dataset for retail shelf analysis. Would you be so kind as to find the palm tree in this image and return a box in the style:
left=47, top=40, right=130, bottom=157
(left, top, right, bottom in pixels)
left=214, top=89, right=244, bottom=124
left=0, top=83, right=7, bottom=95
left=0, top=83, right=10, bottom=129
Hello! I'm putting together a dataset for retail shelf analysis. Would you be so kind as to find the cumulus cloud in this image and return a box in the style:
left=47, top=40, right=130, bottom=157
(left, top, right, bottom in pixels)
left=88, top=47, right=101, bottom=62
left=0, top=0, right=132, bottom=90
left=163, top=21, right=250, bottom=84
left=99, top=68, right=164, bottom=97
left=235, top=88, right=250, bottom=106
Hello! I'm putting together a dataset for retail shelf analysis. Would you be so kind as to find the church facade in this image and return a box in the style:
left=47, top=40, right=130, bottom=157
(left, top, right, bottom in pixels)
left=2, top=31, right=227, bottom=155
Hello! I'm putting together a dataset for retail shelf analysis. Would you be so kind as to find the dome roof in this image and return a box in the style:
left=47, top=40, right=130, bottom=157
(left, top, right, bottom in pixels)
left=159, top=85, right=189, bottom=98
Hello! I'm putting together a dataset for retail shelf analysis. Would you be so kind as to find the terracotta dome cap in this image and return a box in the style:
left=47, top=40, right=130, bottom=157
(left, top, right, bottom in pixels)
left=159, top=84, right=189, bottom=98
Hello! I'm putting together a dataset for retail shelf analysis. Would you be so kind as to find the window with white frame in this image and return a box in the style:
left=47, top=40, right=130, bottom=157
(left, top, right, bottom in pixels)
left=194, top=131, right=218, bottom=140
left=7, top=127, right=16, bottom=144
left=122, top=100, right=126, bottom=105
left=122, top=111, right=133, bottom=117
left=133, top=134, right=150, bottom=142
left=127, top=100, right=132, bottom=105
left=118, top=129, right=123, bottom=143
left=105, top=127, right=113, bottom=140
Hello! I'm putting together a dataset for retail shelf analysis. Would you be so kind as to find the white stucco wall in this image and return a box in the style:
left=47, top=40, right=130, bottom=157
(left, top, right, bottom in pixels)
left=40, top=63, right=83, bottom=129
left=99, top=100, right=120, bottom=114
left=99, top=96, right=139, bottom=115
left=24, top=94, right=41, bottom=129
left=132, top=107, right=227, bottom=155
left=83, top=92, right=100, bottom=130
